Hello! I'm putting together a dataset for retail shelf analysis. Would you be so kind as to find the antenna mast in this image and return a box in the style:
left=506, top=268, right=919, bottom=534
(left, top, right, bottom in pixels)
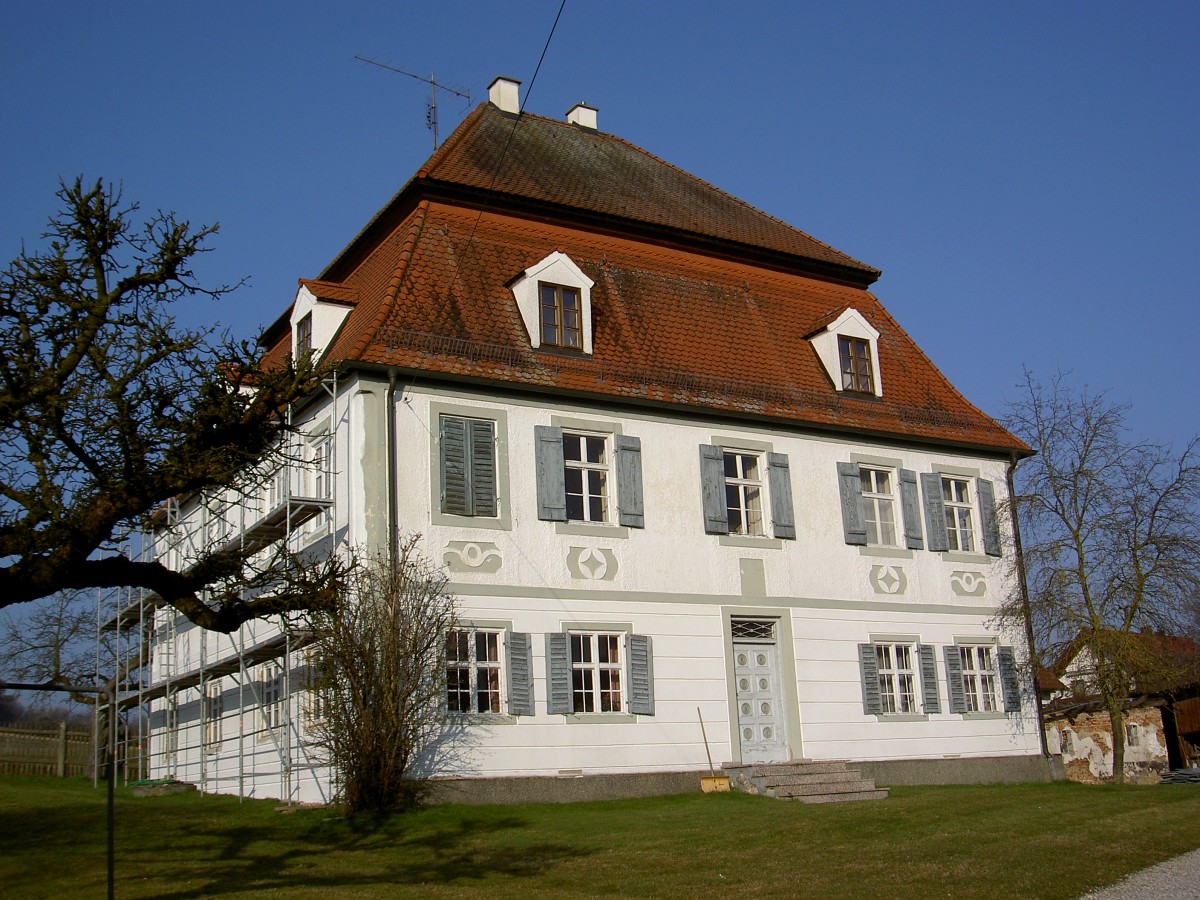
left=355, top=56, right=471, bottom=150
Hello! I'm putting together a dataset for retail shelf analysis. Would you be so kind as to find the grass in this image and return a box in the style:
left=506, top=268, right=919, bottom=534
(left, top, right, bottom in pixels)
left=2, top=777, right=1200, bottom=898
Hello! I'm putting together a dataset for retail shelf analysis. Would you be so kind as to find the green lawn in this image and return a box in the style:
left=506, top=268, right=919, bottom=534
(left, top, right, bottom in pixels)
left=2, top=776, right=1199, bottom=898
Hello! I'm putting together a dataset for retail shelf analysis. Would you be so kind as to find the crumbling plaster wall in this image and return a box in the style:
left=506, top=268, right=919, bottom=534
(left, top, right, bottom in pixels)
left=1046, top=707, right=1167, bottom=784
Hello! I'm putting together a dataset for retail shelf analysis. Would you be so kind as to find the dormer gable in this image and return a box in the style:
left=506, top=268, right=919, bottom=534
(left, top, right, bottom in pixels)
left=509, top=251, right=595, bottom=354
left=808, top=307, right=883, bottom=398
left=291, top=280, right=358, bottom=361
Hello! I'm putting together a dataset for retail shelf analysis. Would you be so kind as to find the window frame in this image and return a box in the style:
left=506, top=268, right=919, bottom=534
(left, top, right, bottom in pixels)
left=539, top=282, right=583, bottom=350
left=874, top=642, right=919, bottom=715
left=859, top=638, right=940, bottom=718
left=439, top=414, right=499, bottom=519
left=838, top=335, right=875, bottom=393
left=446, top=626, right=505, bottom=715
left=860, top=466, right=899, bottom=548
left=562, top=430, right=611, bottom=524
left=203, top=681, right=223, bottom=752
left=723, top=450, right=765, bottom=537
left=259, top=662, right=284, bottom=738
left=431, top=402, right=511, bottom=531
left=569, top=631, right=625, bottom=714
left=941, top=475, right=977, bottom=553
left=295, top=312, right=313, bottom=357
left=958, top=644, right=1001, bottom=713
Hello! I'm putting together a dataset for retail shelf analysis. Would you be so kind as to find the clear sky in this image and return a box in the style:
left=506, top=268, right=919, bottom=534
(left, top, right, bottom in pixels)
left=2, top=1, right=1196, bottom=449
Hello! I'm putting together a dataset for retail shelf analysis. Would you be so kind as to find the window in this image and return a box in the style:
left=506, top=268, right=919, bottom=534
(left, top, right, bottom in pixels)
left=535, top=425, right=644, bottom=528
left=944, top=643, right=1021, bottom=714
left=942, top=477, right=975, bottom=552
left=260, top=663, right=284, bottom=735
left=540, top=283, right=582, bottom=349
left=1126, top=723, right=1140, bottom=748
left=859, top=641, right=940, bottom=716
left=700, top=445, right=795, bottom=539
left=546, top=631, right=655, bottom=716
left=446, top=628, right=503, bottom=714
left=838, top=336, right=874, bottom=393
left=1061, top=728, right=1075, bottom=754
left=164, top=697, right=179, bottom=757
left=959, top=646, right=999, bottom=713
left=440, top=416, right=498, bottom=517
left=203, top=681, right=223, bottom=751
left=301, top=650, right=327, bottom=727
left=306, top=432, right=333, bottom=501
left=295, top=312, right=313, bottom=357
left=724, top=451, right=763, bottom=536
left=860, top=468, right=897, bottom=547
left=570, top=633, right=623, bottom=713
left=563, top=432, right=609, bottom=523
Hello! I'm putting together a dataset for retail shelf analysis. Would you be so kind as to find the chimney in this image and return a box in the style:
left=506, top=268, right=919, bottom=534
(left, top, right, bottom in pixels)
left=566, top=102, right=598, bottom=130
left=488, top=76, right=521, bottom=114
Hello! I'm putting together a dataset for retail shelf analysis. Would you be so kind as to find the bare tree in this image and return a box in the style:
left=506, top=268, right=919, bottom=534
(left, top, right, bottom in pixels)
left=306, top=537, right=460, bottom=815
left=1001, top=370, right=1200, bottom=782
left=1, top=591, right=97, bottom=693
left=0, top=178, right=347, bottom=631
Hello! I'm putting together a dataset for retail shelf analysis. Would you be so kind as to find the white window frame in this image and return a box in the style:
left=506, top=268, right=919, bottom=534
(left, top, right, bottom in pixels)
left=724, top=450, right=764, bottom=536
left=203, top=681, right=223, bottom=752
left=958, top=645, right=1000, bottom=713
left=569, top=631, right=625, bottom=714
left=860, top=466, right=899, bottom=547
left=164, top=696, right=179, bottom=757
left=446, top=627, right=505, bottom=715
left=260, top=662, right=284, bottom=737
left=874, top=642, right=919, bottom=714
left=941, top=476, right=976, bottom=553
left=563, top=431, right=610, bottom=524
left=301, top=649, right=327, bottom=728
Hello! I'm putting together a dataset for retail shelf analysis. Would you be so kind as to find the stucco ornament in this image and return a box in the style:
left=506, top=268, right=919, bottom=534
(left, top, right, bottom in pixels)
left=870, top=565, right=907, bottom=595
left=443, top=541, right=502, bottom=574
left=950, top=571, right=987, bottom=597
left=567, top=547, right=618, bottom=581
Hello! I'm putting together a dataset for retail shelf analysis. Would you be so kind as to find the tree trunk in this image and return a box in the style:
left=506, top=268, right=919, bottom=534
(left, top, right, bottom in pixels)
left=1108, top=701, right=1126, bottom=785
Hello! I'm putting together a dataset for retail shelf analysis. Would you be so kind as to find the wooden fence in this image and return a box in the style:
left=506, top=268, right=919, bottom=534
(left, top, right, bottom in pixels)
left=0, top=724, right=93, bottom=777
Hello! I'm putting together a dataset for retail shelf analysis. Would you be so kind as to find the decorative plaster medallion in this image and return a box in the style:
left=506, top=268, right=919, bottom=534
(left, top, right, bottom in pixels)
left=443, top=541, right=502, bottom=574
left=951, top=571, right=987, bottom=597
left=870, top=565, right=907, bottom=595
left=567, top=547, right=618, bottom=581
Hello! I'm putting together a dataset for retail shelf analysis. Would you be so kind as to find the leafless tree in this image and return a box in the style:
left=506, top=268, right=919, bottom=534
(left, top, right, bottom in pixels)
left=1001, top=370, right=1200, bottom=782
left=1, top=590, right=97, bottom=695
left=306, top=537, right=461, bottom=815
left=0, top=178, right=348, bottom=632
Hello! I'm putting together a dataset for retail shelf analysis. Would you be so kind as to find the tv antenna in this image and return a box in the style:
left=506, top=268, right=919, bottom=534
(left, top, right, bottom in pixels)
left=355, top=56, right=471, bottom=150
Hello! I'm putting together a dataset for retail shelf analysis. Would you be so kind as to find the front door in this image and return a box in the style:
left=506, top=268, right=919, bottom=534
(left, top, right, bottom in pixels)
left=731, top=618, right=788, bottom=763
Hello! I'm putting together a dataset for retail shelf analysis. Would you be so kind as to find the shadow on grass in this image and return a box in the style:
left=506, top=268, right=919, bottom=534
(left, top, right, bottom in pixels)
left=140, top=812, right=587, bottom=898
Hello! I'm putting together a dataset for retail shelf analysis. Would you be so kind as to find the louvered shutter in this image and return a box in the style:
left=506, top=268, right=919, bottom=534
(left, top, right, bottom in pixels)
left=699, top=444, right=729, bottom=534
left=615, top=434, right=645, bottom=528
left=943, top=645, right=967, bottom=714
left=534, top=425, right=567, bottom=521
left=899, top=469, right=924, bottom=550
left=918, top=644, right=941, bottom=714
left=921, top=473, right=950, bottom=552
left=837, top=462, right=867, bottom=545
left=626, top=633, right=655, bottom=715
left=506, top=632, right=534, bottom=716
left=767, top=452, right=796, bottom=540
left=440, top=416, right=469, bottom=515
left=858, top=643, right=882, bottom=715
left=978, top=479, right=1002, bottom=557
left=998, top=645, right=1022, bottom=712
left=470, top=419, right=497, bottom=517
left=545, top=632, right=572, bottom=714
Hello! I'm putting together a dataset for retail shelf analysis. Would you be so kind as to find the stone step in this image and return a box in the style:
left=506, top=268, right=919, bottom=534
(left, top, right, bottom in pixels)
left=759, top=770, right=866, bottom=788
left=770, top=779, right=878, bottom=798
left=724, top=759, right=889, bottom=804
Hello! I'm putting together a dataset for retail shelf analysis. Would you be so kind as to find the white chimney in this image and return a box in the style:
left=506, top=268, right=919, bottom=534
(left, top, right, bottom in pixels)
left=566, top=102, right=598, bottom=130
left=488, top=76, right=521, bottom=114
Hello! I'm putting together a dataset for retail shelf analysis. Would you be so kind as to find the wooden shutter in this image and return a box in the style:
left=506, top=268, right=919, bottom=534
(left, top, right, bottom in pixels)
left=615, top=434, right=645, bottom=528
left=545, top=632, right=572, bottom=714
left=978, top=478, right=1002, bottom=557
left=699, top=444, right=729, bottom=534
left=506, top=632, right=534, bottom=716
left=943, top=645, right=967, bottom=714
left=921, top=473, right=950, bottom=552
left=998, top=645, right=1022, bottom=712
left=626, top=633, right=655, bottom=715
left=440, top=416, right=469, bottom=515
left=470, top=419, right=497, bottom=517
left=899, top=469, right=924, bottom=550
left=837, top=462, right=867, bottom=545
left=534, top=425, right=566, bottom=522
left=858, top=643, right=882, bottom=715
left=767, top=452, right=796, bottom=540
left=918, top=644, right=941, bottom=714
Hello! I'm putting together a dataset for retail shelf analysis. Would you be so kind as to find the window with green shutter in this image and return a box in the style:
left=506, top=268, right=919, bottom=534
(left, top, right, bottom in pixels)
left=440, top=415, right=497, bottom=517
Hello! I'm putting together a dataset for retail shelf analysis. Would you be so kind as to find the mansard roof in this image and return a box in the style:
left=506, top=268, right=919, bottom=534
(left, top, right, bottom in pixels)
left=268, top=99, right=1025, bottom=454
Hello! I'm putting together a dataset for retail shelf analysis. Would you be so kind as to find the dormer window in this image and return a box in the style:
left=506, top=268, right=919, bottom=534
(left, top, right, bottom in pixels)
left=510, top=251, right=595, bottom=354
left=808, top=308, right=883, bottom=398
left=295, top=313, right=313, bottom=357
left=838, top=336, right=874, bottom=393
left=540, top=283, right=582, bottom=349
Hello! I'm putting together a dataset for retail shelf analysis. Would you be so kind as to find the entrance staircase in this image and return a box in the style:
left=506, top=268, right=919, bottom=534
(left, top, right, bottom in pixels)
left=723, top=760, right=888, bottom=803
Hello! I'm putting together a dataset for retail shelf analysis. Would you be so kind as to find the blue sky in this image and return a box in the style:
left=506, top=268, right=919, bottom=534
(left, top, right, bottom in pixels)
left=2, top=1, right=1196, bottom=448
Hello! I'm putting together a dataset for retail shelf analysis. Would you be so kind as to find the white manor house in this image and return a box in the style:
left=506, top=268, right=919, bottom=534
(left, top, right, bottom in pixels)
left=114, top=78, right=1053, bottom=803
